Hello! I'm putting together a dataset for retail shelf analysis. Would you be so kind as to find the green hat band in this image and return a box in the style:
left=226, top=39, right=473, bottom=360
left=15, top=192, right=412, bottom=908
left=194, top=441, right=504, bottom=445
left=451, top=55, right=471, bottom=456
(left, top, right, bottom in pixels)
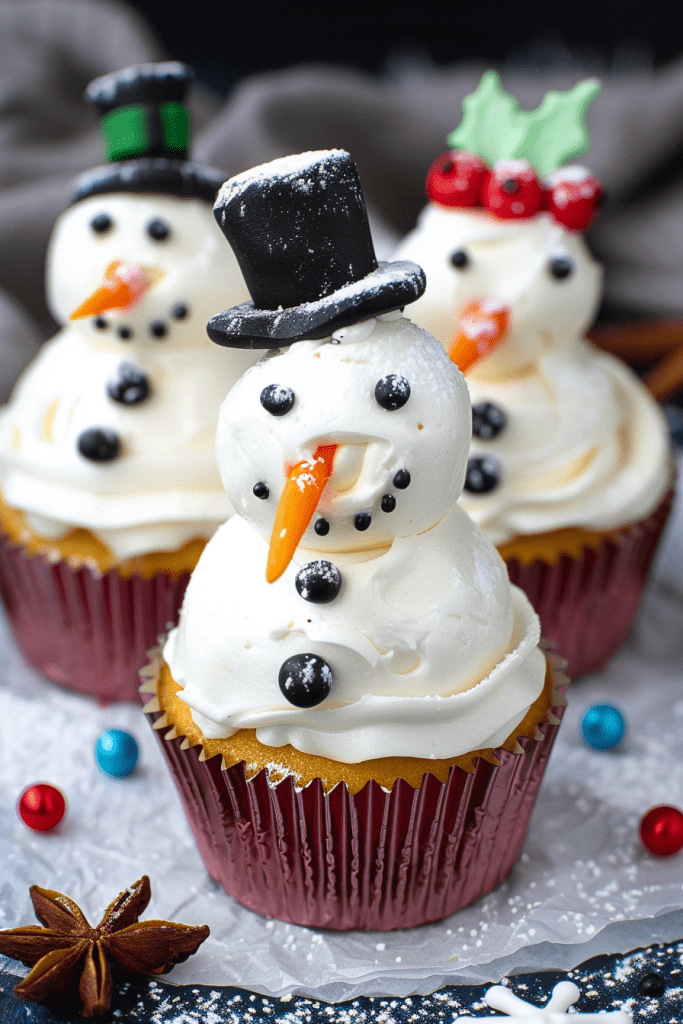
left=102, top=101, right=189, bottom=162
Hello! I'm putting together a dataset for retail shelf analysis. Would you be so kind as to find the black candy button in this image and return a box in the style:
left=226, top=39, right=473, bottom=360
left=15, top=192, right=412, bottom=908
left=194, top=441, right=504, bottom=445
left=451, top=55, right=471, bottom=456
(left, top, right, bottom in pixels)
left=314, top=518, right=330, bottom=536
left=107, top=363, right=150, bottom=405
left=464, top=455, right=501, bottom=494
left=374, top=374, right=411, bottom=410
left=295, top=561, right=342, bottom=603
left=77, top=428, right=121, bottom=462
left=253, top=482, right=269, bottom=499
left=393, top=469, right=410, bottom=490
left=260, top=384, right=295, bottom=416
left=278, top=654, right=333, bottom=708
left=472, top=401, right=507, bottom=440
left=381, top=494, right=396, bottom=512
left=638, top=972, right=666, bottom=997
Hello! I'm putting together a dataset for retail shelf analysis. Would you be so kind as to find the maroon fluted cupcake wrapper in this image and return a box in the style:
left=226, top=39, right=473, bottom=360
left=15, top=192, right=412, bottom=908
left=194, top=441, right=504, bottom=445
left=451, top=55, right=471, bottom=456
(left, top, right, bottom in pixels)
left=505, top=489, right=674, bottom=680
left=0, top=531, right=191, bottom=702
left=143, top=655, right=566, bottom=931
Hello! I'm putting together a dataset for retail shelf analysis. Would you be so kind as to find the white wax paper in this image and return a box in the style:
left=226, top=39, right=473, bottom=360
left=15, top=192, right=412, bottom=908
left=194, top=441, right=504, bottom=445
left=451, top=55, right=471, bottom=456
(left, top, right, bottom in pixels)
left=0, top=458, right=681, bottom=1002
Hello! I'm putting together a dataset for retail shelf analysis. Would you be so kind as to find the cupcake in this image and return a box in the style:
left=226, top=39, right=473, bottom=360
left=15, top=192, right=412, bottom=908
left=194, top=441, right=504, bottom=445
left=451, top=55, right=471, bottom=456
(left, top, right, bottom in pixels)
left=395, top=72, right=673, bottom=678
left=142, top=149, right=566, bottom=931
left=0, top=63, right=258, bottom=701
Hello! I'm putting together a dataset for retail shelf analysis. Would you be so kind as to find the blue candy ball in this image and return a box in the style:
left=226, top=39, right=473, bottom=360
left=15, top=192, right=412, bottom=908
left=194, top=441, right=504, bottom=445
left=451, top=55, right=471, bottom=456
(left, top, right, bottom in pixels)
left=95, top=729, right=139, bottom=778
left=581, top=704, right=625, bottom=750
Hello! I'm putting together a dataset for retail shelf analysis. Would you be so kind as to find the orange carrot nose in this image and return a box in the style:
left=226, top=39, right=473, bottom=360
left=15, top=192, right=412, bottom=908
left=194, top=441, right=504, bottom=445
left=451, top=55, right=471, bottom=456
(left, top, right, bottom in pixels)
left=69, top=260, right=148, bottom=320
left=448, top=300, right=510, bottom=372
left=266, top=444, right=337, bottom=584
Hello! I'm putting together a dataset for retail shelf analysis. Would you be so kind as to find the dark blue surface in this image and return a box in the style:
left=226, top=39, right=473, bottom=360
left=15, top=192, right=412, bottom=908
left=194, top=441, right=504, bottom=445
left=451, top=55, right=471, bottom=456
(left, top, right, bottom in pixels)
left=2, top=937, right=683, bottom=1022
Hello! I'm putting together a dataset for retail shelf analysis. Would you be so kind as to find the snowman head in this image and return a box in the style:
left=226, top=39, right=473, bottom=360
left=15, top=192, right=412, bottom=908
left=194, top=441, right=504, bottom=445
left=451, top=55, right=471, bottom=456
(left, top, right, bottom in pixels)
left=396, top=72, right=603, bottom=376
left=48, top=192, right=246, bottom=349
left=217, top=313, right=471, bottom=562
left=208, top=149, right=472, bottom=576
left=46, top=61, right=247, bottom=349
left=400, top=201, right=602, bottom=374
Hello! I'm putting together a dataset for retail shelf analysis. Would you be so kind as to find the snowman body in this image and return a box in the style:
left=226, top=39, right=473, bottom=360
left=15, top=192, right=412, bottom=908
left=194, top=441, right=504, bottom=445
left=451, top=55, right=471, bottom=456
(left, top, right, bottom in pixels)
left=395, top=205, right=670, bottom=544
left=0, top=192, right=256, bottom=558
left=165, top=313, right=545, bottom=762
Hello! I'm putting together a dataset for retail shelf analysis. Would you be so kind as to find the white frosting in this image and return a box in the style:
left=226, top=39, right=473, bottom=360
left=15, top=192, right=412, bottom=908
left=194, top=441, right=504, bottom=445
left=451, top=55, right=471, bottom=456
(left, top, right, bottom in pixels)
left=395, top=205, right=670, bottom=543
left=166, top=314, right=546, bottom=763
left=165, top=507, right=544, bottom=761
left=0, top=192, right=258, bottom=558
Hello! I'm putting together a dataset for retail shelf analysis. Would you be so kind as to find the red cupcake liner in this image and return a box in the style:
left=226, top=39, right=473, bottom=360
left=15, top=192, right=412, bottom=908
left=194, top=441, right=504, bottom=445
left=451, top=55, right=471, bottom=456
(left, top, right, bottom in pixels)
left=505, top=490, right=673, bottom=680
left=0, top=532, right=191, bottom=702
left=144, top=667, right=566, bottom=931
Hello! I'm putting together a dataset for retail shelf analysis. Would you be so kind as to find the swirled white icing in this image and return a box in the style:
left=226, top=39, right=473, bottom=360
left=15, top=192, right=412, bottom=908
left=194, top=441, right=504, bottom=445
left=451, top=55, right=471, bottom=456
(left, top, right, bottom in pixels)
left=165, top=314, right=546, bottom=762
left=0, top=193, right=258, bottom=559
left=394, top=204, right=670, bottom=543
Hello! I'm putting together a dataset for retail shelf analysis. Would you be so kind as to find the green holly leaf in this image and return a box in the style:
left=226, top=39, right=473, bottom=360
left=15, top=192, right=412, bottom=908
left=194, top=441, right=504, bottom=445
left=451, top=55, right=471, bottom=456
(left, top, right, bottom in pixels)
left=524, top=79, right=601, bottom=174
left=446, top=71, right=600, bottom=175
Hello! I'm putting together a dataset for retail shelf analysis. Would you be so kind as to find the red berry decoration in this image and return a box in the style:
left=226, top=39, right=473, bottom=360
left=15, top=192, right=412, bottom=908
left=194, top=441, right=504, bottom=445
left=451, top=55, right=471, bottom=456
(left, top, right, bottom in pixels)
left=18, top=783, right=66, bottom=832
left=547, top=167, right=603, bottom=231
left=640, top=805, right=683, bottom=857
left=482, top=160, right=543, bottom=219
left=425, top=150, right=489, bottom=208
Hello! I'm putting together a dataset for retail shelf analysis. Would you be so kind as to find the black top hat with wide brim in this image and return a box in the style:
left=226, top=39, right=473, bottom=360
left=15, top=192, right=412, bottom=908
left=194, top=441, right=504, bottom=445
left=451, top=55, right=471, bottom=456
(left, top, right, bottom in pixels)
left=207, top=150, right=426, bottom=349
left=71, top=62, right=226, bottom=205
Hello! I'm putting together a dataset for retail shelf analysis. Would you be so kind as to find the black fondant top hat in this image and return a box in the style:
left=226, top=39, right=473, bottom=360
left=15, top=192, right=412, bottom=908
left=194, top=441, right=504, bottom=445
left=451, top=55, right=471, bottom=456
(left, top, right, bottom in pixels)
left=71, top=62, right=225, bottom=205
left=207, top=149, right=426, bottom=348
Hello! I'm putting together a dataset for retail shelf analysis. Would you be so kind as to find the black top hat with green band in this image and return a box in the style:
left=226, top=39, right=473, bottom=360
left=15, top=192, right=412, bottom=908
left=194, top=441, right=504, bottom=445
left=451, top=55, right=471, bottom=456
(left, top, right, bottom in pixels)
left=71, top=62, right=226, bottom=205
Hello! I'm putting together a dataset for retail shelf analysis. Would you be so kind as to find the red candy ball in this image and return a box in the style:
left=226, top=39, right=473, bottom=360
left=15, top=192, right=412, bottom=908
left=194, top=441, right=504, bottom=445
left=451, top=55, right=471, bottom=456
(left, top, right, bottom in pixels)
left=640, top=805, right=683, bottom=857
left=482, top=160, right=543, bottom=219
left=18, top=783, right=66, bottom=832
left=548, top=171, right=603, bottom=231
left=425, top=150, right=489, bottom=207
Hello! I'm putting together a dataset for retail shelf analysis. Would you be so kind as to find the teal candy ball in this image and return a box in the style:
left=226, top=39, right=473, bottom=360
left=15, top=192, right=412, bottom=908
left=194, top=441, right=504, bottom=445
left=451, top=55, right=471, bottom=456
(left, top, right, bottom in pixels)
left=581, top=704, right=625, bottom=751
left=96, top=729, right=139, bottom=778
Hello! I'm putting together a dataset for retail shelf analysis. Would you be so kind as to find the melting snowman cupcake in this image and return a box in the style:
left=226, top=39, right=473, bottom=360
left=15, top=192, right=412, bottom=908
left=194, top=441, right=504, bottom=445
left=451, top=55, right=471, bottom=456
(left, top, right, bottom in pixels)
left=0, top=62, right=257, bottom=701
left=395, top=73, right=673, bottom=678
left=147, top=150, right=566, bottom=931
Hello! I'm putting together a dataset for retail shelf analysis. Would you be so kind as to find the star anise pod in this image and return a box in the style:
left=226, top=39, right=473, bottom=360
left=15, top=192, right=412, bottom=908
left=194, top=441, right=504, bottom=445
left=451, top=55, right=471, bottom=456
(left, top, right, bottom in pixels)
left=0, top=875, right=209, bottom=1017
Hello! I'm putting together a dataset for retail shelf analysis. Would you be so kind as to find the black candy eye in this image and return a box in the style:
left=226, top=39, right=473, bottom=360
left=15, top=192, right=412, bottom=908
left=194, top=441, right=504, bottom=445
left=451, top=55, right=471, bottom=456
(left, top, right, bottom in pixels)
left=548, top=255, right=574, bottom=280
left=260, top=384, right=295, bottom=416
left=147, top=218, right=171, bottom=241
left=171, top=303, right=188, bottom=320
left=450, top=249, right=469, bottom=270
left=90, top=213, right=113, bottom=234
left=374, top=374, right=410, bottom=411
